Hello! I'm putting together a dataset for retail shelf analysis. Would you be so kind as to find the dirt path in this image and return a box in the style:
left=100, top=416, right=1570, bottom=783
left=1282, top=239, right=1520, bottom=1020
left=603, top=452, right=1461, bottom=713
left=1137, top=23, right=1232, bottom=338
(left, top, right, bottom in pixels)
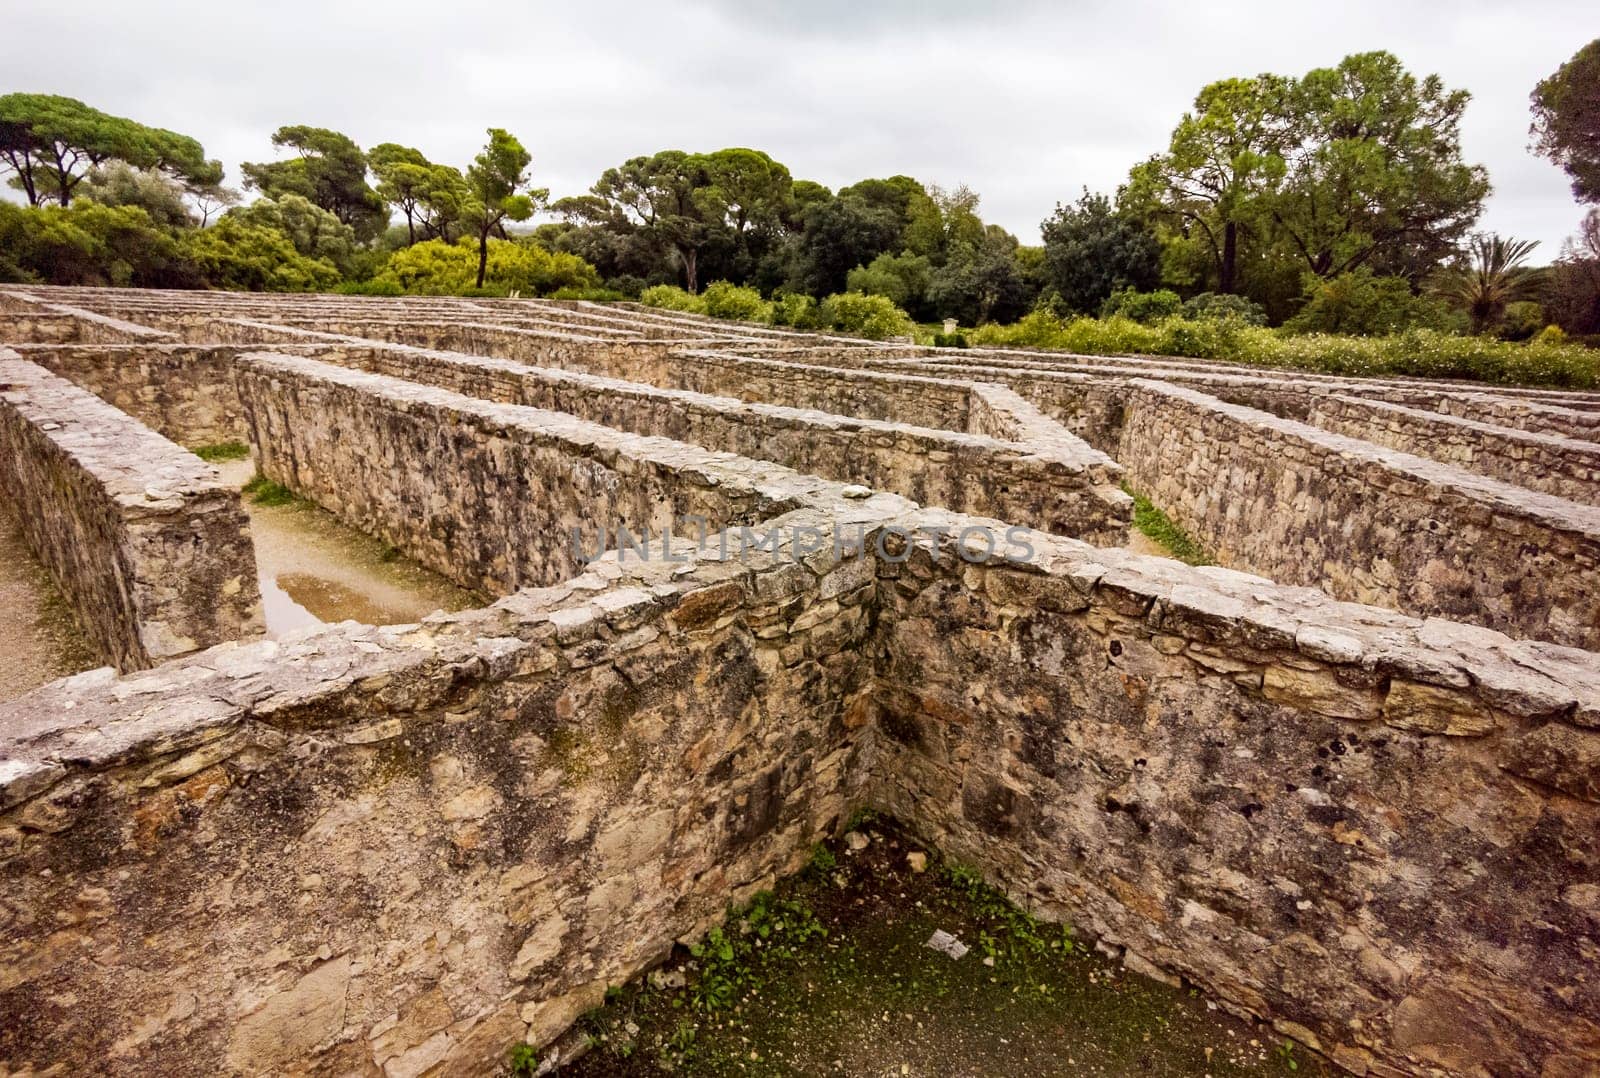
left=0, top=494, right=97, bottom=703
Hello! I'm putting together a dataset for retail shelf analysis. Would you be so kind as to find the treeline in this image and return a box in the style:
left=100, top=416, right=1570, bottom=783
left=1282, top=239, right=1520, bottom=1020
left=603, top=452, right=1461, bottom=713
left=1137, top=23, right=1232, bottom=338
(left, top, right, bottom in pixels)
left=2, top=40, right=1598, bottom=350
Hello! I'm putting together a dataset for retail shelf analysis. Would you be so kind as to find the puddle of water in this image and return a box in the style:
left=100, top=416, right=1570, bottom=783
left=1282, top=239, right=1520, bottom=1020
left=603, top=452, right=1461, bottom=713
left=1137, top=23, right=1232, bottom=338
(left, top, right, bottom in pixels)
left=214, top=457, right=484, bottom=635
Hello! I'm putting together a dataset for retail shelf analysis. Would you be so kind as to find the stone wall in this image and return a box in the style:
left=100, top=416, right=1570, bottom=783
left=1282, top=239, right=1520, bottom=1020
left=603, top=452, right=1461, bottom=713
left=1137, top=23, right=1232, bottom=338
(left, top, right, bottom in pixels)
left=286, top=339, right=1129, bottom=544
left=869, top=525, right=1600, bottom=1078
left=1308, top=392, right=1600, bottom=505
left=0, top=353, right=262, bottom=671
left=11, top=343, right=258, bottom=445
left=3, top=511, right=1598, bottom=1077
left=237, top=353, right=864, bottom=596
left=1433, top=393, right=1600, bottom=443
left=0, top=521, right=883, bottom=1076
left=665, top=349, right=974, bottom=428
left=1117, top=379, right=1600, bottom=650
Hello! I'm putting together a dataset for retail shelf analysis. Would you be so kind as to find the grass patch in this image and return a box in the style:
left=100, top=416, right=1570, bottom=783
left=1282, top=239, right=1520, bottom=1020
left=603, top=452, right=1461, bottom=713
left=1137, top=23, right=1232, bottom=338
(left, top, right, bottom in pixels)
left=561, top=819, right=1319, bottom=1076
left=1126, top=486, right=1211, bottom=565
left=241, top=474, right=307, bottom=508
left=189, top=441, right=250, bottom=463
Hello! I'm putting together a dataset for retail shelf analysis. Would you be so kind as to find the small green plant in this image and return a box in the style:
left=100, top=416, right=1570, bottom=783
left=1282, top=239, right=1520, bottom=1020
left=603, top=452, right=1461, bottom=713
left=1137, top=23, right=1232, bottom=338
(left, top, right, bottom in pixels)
left=507, top=1042, right=539, bottom=1076
left=1124, top=486, right=1211, bottom=565
left=942, top=861, right=1074, bottom=963
left=685, top=890, right=827, bottom=1014
left=241, top=474, right=303, bottom=508
left=932, top=331, right=970, bottom=348
left=806, top=842, right=837, bottom=875
left=1276, top=1038, right=1300, bottom=1071
left=667, top=1020, right=698, bottom=1053
left=190, top=441, right=250, bottom=463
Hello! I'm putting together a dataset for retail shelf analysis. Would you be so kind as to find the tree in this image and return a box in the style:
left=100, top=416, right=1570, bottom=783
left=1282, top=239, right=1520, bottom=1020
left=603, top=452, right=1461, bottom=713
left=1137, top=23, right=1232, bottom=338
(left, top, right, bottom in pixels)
left=700, top=148, right=792, bottom=238
left=1040, top=189, right=1161, bottom=313
left=927, top=223, right=1035, bottom=325
left=1531, top=39, right=1600, bottom=203
left=369, top=143, right=468, bottom=246
left=1127, top=53, right=1488, bottom=300
left=461, top=128, right=542, bottom=289
left=1437, top=234, right=1544, bottom=334
left=226, top=194, right=359, bottom=272
left=1126, top=75, right=1290, bottom=294
left=1547, top=209, right=1600, bottom=337
left=242, top=126, right=387, bottom=240
left=368, top=143, right=431, bottom=245
left=0, top=93, right=220, bottom=207
left=786, top=192, right=902, bottom=296
left=846, top=252, right=932, bottom=312
left=558, top=151, right=724, bottom=292
left=79, top=162, right=195, bottom=229
left=1272, top=52, right=1489, bottom=281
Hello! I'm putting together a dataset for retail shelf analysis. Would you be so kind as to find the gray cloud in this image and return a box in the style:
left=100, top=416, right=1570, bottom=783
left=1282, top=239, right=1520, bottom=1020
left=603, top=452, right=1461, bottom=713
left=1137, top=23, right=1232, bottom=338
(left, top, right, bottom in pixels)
left=2, top=0, right=1592, bottom=253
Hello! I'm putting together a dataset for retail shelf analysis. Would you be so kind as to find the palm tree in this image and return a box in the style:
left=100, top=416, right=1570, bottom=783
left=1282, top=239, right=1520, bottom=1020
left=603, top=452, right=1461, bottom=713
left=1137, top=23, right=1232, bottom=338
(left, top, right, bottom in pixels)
left=1438, top=234, right=1544, bottom=334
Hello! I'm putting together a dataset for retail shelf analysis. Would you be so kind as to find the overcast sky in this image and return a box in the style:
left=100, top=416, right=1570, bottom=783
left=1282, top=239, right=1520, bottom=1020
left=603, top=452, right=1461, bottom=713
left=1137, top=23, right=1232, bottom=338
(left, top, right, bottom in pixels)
left=3, top=0, right=1593, bottom=253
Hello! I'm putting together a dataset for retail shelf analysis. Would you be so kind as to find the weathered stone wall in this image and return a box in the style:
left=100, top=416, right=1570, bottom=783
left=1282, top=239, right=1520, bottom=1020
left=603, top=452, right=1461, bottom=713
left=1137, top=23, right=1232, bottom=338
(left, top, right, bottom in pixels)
left=0, top=354, right=262, bottom=671
left=869, top=526, right=1600, bottom=1078
left=1117, top=379, right=1600, bottom=650
left=1308, top=392, right=1600, bottom=505
left=237, top=353, right=861, bottom=596
left=11, top=343, right=257, bottom=445
left=5, top=333, right=1129, bottom=544
left=4, top=511, right=1598, bottom=1077
left=1432, top=393, right=1600, bottom=443
left=0, top=523, right=883, bottom=1076
left=288, top=339, right=1129, bottom=544
left=665, top=349, right=974, bottom=428
left=0, top=312, right=164, bottom=344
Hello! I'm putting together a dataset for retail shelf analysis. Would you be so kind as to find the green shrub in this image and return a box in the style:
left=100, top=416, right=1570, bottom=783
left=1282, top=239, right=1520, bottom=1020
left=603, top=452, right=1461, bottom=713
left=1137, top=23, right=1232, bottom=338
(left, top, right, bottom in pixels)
left=638, top=284, right=705, bottom=313
left=1499, top=301, right=1545, bottom=342
left=334, top=277, right=404, bottom=296
left=1100, top=287, right=1182, bottom=323
left=1181, top=292, right=1267, bottom=326
left=818, top=292, right=915, bottom=340
left=1284, top=270, right=1461, bottom=336
left=605, top=274, right=647, bottom=298
left=699, top=280, right=771, bottom=322
left=768, top=292, right=821, bottom=329
left=548, top=285, right=627, bottom=301
left=932, top=332, right=970, bottom=348
left=969, top=312, right=1600, bottom=388
left=372, top=238, right=599, bottom=297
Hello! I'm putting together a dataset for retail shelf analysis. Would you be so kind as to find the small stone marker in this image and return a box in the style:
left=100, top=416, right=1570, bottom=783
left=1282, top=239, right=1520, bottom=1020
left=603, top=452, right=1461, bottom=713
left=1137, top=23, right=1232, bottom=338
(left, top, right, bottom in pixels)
left=906, top=851, right=927, bottom=873
left=925, top=929, right=969, bottom=960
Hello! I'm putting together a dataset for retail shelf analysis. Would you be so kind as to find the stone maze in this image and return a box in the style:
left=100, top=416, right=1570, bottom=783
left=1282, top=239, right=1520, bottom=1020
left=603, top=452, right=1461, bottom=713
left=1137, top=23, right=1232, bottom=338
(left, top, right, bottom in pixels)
left=1, top=284, right=1599, bottom=1077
